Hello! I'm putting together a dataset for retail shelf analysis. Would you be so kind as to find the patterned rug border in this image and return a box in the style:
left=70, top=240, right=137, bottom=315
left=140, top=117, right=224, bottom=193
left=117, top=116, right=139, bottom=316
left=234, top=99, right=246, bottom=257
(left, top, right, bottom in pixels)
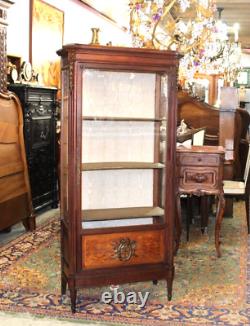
left=0, top=303, right=216, bottom=326
left=0, top=212, right=249, bottom=325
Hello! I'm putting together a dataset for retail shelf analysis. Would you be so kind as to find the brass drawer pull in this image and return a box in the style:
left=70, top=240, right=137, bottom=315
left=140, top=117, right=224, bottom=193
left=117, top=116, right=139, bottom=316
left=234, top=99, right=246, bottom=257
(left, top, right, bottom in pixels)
left=191, top=173, right=207, bottom=183
left=113, top=238, right=136, bottom=262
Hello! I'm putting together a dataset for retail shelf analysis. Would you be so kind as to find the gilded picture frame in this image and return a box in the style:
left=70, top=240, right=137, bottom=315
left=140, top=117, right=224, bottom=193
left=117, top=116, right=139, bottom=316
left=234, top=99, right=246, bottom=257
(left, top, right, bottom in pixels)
left=30, top=0, right=64, bottom=88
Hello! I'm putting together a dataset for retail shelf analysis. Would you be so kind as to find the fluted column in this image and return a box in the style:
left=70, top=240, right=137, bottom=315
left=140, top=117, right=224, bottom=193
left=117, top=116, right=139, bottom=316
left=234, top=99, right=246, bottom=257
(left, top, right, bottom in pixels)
left=0, top=0, right=14, bottom=92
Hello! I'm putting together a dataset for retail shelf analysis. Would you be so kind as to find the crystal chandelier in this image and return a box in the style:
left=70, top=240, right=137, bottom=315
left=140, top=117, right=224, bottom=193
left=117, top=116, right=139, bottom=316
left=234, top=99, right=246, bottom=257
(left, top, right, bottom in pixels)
left=129, top=1, right=242, bottom=83
left=129, top=0, right=216, bottom=51
left=179, top=7, right=242, bottom=83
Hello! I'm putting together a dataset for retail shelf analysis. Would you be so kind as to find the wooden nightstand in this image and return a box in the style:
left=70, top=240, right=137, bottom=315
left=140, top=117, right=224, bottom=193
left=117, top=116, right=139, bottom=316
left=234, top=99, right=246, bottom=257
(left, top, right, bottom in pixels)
left=176, top=145, right=225, bottom=257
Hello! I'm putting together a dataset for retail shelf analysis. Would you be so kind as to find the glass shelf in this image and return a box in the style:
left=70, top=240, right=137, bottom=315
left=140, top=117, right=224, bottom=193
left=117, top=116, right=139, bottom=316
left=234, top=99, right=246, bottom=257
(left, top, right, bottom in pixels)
left=81, top=162, right=165, bottom=171
left=82, top=116, right=163, bottom=122
left=82, top=206, right=164, bottom=221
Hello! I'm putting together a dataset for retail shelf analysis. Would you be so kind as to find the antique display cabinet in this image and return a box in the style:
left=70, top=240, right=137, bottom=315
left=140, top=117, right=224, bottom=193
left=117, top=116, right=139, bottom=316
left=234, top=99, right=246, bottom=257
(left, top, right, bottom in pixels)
left=8, top=84, right=58, bottom=211
left=57, top=44, right=179, bottom=312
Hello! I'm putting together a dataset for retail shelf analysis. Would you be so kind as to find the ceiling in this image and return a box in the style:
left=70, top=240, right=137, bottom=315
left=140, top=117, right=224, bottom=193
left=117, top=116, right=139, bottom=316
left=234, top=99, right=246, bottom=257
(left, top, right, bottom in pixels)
left=80, top=0, right=250, bottom=49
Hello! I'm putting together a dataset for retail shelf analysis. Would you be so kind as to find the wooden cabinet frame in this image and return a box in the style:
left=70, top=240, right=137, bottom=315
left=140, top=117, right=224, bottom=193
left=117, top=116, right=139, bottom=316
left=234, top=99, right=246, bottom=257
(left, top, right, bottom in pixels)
left=58, top=44, right=180, bottom=312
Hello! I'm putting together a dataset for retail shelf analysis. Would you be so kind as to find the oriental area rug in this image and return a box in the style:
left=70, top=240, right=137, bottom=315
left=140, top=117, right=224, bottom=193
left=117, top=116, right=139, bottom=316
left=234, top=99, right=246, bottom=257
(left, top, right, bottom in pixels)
left=0, top=201, right=249, bottom=325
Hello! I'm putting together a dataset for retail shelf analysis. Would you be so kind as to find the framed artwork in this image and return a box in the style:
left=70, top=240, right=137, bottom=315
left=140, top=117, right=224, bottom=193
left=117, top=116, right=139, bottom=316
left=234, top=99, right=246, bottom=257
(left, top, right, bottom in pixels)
left=234, top=68, right=250, bottom=88
left=30, top=0, right=64, bottom=88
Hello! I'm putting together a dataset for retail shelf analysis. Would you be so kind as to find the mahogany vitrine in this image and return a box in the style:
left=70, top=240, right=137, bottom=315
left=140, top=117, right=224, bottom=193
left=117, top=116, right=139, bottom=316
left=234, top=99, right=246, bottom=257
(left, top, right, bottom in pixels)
left=58, top=44, right=180, bottom=312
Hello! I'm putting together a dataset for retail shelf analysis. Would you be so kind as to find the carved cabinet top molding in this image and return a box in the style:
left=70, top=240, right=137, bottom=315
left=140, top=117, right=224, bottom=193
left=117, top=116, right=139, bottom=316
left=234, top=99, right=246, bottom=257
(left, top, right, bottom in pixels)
left=57, top=43, right=181, bottom=68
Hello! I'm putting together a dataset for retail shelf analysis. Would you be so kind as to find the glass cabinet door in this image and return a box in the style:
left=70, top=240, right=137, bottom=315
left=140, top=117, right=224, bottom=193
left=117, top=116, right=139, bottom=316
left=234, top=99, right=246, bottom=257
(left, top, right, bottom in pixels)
left=80, top=69, right=169, bottom=229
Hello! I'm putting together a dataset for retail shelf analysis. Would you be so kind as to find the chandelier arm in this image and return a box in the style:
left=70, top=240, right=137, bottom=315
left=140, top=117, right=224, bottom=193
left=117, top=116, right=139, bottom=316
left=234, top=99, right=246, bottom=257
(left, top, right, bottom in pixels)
left=209, top=44, right=225, bottom=62
left=129, top=8, right=138, bottom=35
left=151, top=0, right=178, bottom=47
left=152, top=34, right=172, bottom=49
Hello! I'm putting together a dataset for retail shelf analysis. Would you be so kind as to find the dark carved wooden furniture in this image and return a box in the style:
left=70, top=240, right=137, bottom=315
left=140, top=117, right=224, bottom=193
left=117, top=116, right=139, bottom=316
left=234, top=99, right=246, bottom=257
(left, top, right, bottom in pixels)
left=8, top=84, right=58, bottom=211
left=178, top=91, right=219, bottom=142
left=0, top=0, right=35, bottom=231
left=178, top=90, right=250, bottom=181
left=58, top=44, right=180, bottom=312
left=176, top=146, right=225, bottom=257
left=178, top=90, right=250, bottom=216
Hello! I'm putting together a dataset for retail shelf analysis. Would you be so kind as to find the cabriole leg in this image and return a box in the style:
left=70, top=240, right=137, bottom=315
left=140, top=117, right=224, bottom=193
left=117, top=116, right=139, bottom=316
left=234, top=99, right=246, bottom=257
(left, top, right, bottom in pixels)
left=215, top=193, right=225, bottom=257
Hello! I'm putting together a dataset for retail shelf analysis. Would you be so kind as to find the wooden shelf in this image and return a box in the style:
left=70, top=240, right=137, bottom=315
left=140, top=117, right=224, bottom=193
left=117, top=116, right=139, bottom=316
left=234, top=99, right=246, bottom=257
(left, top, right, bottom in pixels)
left=82, top=206, right=164, bottom=221
left=82, top=116, right=164, bottom=122
left=81, top=162, right=165, bottom=171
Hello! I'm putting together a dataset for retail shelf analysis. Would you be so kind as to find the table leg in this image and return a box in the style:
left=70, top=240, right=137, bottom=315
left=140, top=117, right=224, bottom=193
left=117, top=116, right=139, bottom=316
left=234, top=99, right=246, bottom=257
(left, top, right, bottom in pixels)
left=224, top=198, right=233, bottom=217
left=200, top=196, right=209, bottom=234
left=175, top=194, right=182, bottom=255
left=215, top=193, right=225, bottom=258
left=186, top=196, right=193, bottom=241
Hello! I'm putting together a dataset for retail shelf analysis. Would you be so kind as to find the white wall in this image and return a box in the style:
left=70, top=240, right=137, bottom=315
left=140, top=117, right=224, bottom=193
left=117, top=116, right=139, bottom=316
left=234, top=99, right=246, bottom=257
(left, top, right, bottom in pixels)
left=7, top=0, right=131, bottom=62
left=45, top=0, right=131, bottom=46
left=241, top=53, right=250, bottom=67
left=8, top=0, right=30, bottom=61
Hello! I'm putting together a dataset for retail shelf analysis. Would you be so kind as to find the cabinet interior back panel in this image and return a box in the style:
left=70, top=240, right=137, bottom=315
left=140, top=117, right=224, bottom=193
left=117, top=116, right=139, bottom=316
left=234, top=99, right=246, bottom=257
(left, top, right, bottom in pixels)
left=82, top=70, right=156, bottom=118
left=82, top=121, right=155, bottom=163
left=82, top=170, right=153, bottom=210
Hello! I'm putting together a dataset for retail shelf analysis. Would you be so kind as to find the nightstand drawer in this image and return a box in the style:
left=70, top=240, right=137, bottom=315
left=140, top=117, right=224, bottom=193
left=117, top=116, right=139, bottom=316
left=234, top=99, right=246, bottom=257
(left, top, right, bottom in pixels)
left=179, top=167, right=219, bottom=190
left=178, top=153, right=221, bottom=167
left=82, top=229, right=165, bottom=269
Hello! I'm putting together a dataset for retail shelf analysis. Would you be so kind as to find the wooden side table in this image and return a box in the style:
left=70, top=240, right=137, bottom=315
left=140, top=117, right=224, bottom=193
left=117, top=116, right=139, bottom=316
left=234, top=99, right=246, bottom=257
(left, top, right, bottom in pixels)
left=176, top=146, right=225, bottom=257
